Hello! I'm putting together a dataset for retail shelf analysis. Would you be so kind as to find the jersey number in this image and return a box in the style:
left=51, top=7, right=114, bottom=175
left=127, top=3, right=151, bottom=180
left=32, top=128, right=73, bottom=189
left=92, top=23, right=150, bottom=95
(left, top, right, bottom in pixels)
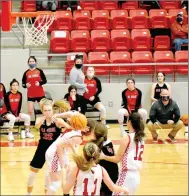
left=134, top=144, right=144, bottom=161
left=83, top=178, right=97, bottom=196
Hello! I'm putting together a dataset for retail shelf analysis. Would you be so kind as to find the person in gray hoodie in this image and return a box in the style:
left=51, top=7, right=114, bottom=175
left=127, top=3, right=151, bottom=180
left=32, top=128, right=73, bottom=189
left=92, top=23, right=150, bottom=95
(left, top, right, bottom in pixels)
left=147, top=89, right=183, bottom=143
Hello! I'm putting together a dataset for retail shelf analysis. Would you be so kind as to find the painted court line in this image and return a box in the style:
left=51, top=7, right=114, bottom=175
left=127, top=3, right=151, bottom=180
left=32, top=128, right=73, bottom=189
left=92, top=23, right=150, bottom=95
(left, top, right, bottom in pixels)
left=0, top=139, right=187, bottom=147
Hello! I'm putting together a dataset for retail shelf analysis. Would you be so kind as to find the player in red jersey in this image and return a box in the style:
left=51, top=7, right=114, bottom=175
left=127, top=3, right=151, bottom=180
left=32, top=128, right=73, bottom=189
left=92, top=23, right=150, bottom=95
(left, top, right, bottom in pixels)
left=83, top=67, right=108, bottom=127
left=118, top=78, right=147, bottom=136
left=22, top=56, right=47, bottom=116
left=63, top=142, right=129, bottom=196
left=100, top=112, right=145, bottom=195
left=3, top=79, right=34, bottom=141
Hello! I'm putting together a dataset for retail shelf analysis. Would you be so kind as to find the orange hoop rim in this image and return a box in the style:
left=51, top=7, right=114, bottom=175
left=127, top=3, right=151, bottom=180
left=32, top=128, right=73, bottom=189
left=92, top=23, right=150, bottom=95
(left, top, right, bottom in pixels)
left=11, top=11, right=56, bottom=18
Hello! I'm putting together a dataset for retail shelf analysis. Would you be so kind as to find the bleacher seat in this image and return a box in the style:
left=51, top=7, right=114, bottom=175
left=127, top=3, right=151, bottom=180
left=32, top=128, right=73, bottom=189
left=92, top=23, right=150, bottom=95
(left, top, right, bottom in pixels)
left=65, top=52, right=88, bottom=76
left=131, top=29, right=151, bottom=51
left=110, top=10, right=129, bottom=29
left=122, top=1, right=138, bottom=10
left=54, top=11, right=72, bottom=31
left=99, top=1, right=118, bottom=11
left=154, top=35, right=170, bottom=51
left=71, top=30, right=90, bottom=52
left=73, top=10, right=91, bottom=30
left=21, top=1, right=36, bottom=12
left=159, top=1, right=181, bottom=10
left=110, top=51, right=132, bottom=75
left=91, top=30, right=111, bottom=52
left=175, top=51, right=188, bottom=75
left=154, top=51, right=175, bottom=74
left=92, top=10, right=110, bottom=30
left=111, top=29, right=131, bottom=51
left=80, top=1, right=99, bottom=11
left=88, top=52, right=110, bottom=75
left=50, top=30, right=70, bottom=53
left=149, top=9, right=169, bottom=28
left=132, top=51, right=154, bottom=79
left=130, top=9, right=148, bottom=29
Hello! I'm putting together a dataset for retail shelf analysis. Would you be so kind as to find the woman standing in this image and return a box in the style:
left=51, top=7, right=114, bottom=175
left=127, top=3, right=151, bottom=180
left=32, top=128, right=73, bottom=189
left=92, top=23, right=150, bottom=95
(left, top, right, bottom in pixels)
left=151, top=72, right=171, bottom=103
left=26, top=99, right=71, bottom=196
left=22, top=56, right=47, bottom=116
left=100, top=113, right=145, bottom=195
left=4, top=79, right=33, bottom=141
left=63, top=142, right=129, bottom=195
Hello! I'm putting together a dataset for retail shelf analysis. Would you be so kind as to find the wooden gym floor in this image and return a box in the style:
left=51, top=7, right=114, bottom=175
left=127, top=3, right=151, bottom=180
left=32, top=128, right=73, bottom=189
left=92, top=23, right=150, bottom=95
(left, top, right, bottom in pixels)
left=1, top=124, right=188, bottom=195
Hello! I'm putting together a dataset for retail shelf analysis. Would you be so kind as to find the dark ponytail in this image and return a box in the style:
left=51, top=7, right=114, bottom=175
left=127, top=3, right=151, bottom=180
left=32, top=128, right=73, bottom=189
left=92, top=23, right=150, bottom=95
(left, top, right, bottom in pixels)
left=128, top=112, right=145, bottom=144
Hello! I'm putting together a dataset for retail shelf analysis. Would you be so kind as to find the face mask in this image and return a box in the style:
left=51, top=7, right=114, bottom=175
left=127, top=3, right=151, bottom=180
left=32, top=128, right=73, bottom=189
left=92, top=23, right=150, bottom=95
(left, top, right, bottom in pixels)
left=29, top=64, right=36, bottom=69
left=177, top=17, right=183, bottom=23
left=75, top=64, right=83, bottom=69
left=161, top=96, right=170, bottom=101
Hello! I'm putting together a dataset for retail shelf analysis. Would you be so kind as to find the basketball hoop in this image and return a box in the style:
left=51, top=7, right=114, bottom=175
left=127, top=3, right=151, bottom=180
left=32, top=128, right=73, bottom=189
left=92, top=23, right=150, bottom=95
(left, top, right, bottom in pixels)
left=22, top=13, right=56, bottom=46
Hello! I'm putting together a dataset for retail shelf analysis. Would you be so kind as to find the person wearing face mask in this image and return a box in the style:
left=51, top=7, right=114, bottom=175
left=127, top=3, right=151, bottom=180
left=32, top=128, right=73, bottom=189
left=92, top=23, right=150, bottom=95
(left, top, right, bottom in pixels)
left=171, top=12, right=188, bottom=51
left=147, top=89, right=183, bottom=143
left=83, top=67, right=109, bottom=128
left=22, top=56, right=47, bottom=117
left=69, top=54, right=88, bottom=96
left=64, top=85, right=85, bottom=114
left=151, top=72, right=171, bottom=104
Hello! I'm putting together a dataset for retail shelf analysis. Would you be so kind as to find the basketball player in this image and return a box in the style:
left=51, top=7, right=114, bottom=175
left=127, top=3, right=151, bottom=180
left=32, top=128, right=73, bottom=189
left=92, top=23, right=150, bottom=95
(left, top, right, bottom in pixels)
left=91, top=122, right=119, bottom=196
left=118, top=78, right=147, bottom=136
left=4, top=79, right=33, bottom=141
left=26, top=99, right=71, bottom=196
left=84, top=67, right=109, bottom=128
left=45, top=112, right=88, bottom=195
left=22, top=56, right=47, bottom=116
left=63, top=142, right=129, bottom=195
left=151, top=72, right=171, bottom=103
left=100, top=112, right=145, bottom=195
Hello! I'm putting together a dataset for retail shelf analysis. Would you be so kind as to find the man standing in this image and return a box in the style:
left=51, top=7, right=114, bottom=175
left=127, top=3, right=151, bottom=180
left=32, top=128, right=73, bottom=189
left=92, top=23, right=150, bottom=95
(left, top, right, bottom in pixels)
left=147, top=89, right=183, bottom=143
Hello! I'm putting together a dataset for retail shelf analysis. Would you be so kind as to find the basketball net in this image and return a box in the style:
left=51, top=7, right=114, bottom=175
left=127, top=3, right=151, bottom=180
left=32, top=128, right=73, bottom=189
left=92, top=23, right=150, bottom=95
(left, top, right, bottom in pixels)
left=22, top=14, right=56, bottom=46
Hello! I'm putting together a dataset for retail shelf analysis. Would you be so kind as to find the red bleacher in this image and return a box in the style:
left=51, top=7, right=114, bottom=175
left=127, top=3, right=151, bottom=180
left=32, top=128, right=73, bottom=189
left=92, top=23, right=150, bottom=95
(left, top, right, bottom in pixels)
left=175, top=51, right=188, bottom=75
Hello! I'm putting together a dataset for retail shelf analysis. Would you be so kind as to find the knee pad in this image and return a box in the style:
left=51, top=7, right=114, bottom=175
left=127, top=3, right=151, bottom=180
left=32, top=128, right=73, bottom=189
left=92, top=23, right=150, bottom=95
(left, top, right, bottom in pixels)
left=27, top=171, right=37, bottom=187
left=49, top=181, right=61, bottom=192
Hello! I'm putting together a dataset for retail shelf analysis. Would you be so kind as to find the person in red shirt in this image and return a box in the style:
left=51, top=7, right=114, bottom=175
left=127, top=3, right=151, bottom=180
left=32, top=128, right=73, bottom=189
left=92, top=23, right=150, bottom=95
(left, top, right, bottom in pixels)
left=0, top=83, right=7, bottom=118
left=118, top=78, right=147, bottom=136
left=83, top=67, right=109, bottom=128
left=64, top=85, right=85, bottom=114
left=4, top=79, right=34, bottom=141
left=22, top=56, right=47, bottom=116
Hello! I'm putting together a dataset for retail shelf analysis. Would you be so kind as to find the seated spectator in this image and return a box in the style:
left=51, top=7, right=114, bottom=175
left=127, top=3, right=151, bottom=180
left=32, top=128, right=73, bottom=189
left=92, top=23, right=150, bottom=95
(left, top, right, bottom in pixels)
left=4, top=79, right=34, bottom=141
left=37, top=0, right=58, bottom=11
left=64, top=85, right=85, bottom=114
left=147, top=89, right=183, bottom=143
left=60, top=0, right=81, bottom=11
left=118, top=78, right=147, bottom=136
left=83, top=67, right=109, bottom=128
left=151, top=72, right=171, bottom=103
left=171, top=12, right=188, bottom=51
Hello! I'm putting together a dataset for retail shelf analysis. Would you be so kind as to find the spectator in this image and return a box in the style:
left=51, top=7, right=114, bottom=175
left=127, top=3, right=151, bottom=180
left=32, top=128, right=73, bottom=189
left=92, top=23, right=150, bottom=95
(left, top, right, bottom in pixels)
left=64, top=85, right=85, bottom=114
left=171, top=12, right=188, bottom=51
left=22, top=56, right=47, bottom=117
left=0, top=83, right=6, bottom=116
left=69, top=54, right=88, bottom=96
left=151, top=72, right=171, bottom=103
left=147, top=89, right=183, bottom=143
left=118, top=78, right=147, bottom=136
left=84, top=67, right=109, bottom=127
left=60, top=0, right=81, bottom=11
left=36, top=0, right=58, bottom=11
left=3, top=79, right=34, bottom=141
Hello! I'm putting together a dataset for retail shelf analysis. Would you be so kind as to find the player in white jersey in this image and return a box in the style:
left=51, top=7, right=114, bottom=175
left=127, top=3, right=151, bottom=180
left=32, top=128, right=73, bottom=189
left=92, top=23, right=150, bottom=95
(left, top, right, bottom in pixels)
left=63, top=142, right=129, bottom=196
left=100, top=112, right=145, bottom=195
left=45, top=112, right=89, bottom=195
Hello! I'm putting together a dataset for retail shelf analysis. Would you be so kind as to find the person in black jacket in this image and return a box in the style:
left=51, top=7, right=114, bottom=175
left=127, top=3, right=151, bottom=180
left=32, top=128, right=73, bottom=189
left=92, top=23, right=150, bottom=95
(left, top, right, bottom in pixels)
left=90, top=121, right=119, bottom=196
left=147, top=89, right=183, bottom=143
left=64, top=85, right=85, bottom=114
left=83, top=67, right=108, bottom=127
left=60, top=0, right=81, bottom=11
left=118, top=78, right=147, bottom=136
